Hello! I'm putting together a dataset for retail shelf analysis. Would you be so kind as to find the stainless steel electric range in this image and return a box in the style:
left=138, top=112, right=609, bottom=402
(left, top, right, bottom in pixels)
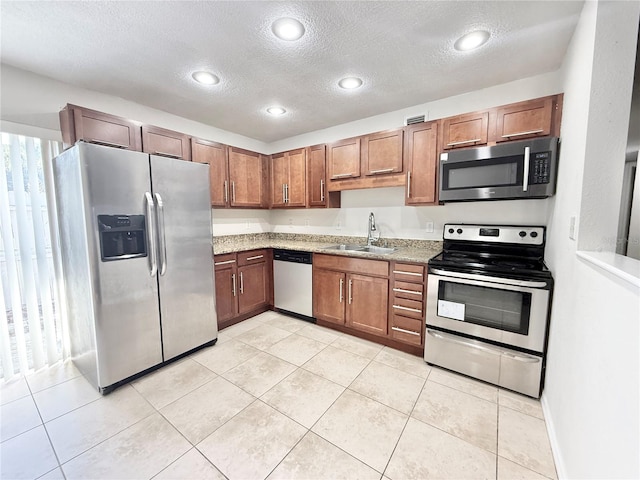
left=425, top=224, right=554, bottom=398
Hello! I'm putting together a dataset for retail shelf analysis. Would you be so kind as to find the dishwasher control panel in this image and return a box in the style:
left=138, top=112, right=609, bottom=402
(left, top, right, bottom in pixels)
left=273, top=249, right=312, bottom=264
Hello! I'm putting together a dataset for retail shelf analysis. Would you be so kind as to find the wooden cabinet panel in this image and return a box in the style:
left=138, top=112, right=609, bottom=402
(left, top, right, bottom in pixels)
left=307, top=145, right=327, bottom=207
left=214, top=267, right=237, bottom=323
left=238, top=262, right=268, bottom=315
left=346, top=274, right=388, bottom=336
left=228, top=147, right=264, bottom=208
left=238, top=249, right=268, bottom=266
left=442, top=111, right=489, bottom=150
left=328, top=137, right=361, bottom=180
left=362, top=128, right=404, bottom=176
left=496, top=97, right=554, bottom=142
left=192, top=138, right=228, bottom=207
left=60, top=104, right=142, bottom=151
left=271, top=149, right=307, bottom=208
left=312, top=269, right=345, bottom=325
left=314, top=254, right=388, bottom=277
left=405, top=121, right=438, bottom=205
left=390, top=261, right=426, bottom=347
left=142, top=125, right=191, bottom=160
left=390, top=315, right=423, bottom=346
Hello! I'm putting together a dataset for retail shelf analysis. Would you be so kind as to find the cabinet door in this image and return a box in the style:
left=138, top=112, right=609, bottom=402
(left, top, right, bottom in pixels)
left=228, top=147, right=264, bottom=207
left=328, top=137, right=361, bottom=180
left=312, top=269, right=345, bottom=325
left=271, top=153, right=288, bottom=207
left=307, top=145, right=327, bottom=207
left=496, top=97, right=553, bottom=142
left=405, top=121, right=438, bottom=205
left=142, top=125, right=191, bottom=160
left=442, top=111, right=489, bottom=149
left=69, top=106, right=142, bottom=151
left=192, top=138, right=229, bottom=207
left=238, top=262, right=268, bottom=314
left=214, top=265, right=238, bottom=323
left=362, top=129, right=404, bottom=176
left=346, top=274, right=388, bottom=337
left=286, top=149, right=307, bottom=207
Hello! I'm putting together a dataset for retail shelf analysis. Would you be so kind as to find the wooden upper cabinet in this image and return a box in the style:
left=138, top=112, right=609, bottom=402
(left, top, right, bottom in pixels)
left=362, top=128, right=404, bottom=176
left=307, top=145, right=327, bottom=207
left=405, top=121, right=438, bottom=205
left=496, top=97, right=554, bottom=142
left=271, top=149, right=306, bottom=208
left=192, top=138, right=229, bottom=207
left=442, top=111, right=489, bottom=150
left=228, top=147, right=265, bottom=208
left=142, top=125, right=191, bottom=160
left=59, top=104, right=142, bottom=151
left=328, top=137, right=361, bottom=180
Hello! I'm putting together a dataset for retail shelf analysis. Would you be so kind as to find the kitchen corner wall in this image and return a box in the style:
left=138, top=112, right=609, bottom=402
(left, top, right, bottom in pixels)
left=543, top=1, right=640, bottom=479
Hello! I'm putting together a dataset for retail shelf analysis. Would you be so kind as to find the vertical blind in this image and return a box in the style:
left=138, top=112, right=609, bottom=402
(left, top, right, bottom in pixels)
left=0, top=133, right=64, bottom=380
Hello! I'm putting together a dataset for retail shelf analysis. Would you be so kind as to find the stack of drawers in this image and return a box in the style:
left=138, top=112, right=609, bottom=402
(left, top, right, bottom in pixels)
left=390, top=262, right=426, bottom=346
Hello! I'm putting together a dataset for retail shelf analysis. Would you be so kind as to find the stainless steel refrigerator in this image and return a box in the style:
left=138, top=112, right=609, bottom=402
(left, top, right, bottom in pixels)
left=52, top=142, right=217, bottom=393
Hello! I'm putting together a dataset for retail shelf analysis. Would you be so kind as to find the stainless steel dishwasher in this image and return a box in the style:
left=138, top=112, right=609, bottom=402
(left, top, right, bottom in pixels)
left=273, top=249, right=314, bottom=320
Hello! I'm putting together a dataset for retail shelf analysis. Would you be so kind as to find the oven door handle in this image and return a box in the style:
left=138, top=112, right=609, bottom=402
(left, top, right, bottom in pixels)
left=429, top=268, right=548, bottom=288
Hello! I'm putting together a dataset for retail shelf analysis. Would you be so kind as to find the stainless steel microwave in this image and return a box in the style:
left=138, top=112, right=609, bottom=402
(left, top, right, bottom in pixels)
left=438, top=136, right=559, bottom=202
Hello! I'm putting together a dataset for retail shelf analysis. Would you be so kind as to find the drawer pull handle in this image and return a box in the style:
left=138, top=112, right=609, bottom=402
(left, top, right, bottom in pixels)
left=393, top=270, right=423, bottom=277
left=332, top=173, right=355, bottom=179
left=406, top=171, right=411, bottom=198
left=89, top=139, right=128, bottom=149
left=348, top=279, right=353, bottom=304
left=224, top=180, right=229, bottom=203
left=320, top=179, right=325, bottom=201
left=231, top=273, right=237, bottom=297
left=393, top=304, right=422, bottom=314
left=447, top=138, right=481, bottom=147
left=393, top=288, right=422, bottom=295
left=370, top=168, right=394, bottom=174
left=501, top=129, right=544, bottom=139
left=239, top=272, right=244, bottom=294
left=214, top=259, right=236, bottom=266
left=245, top=255, right=264, bottom=261
left=339, top=278, right=343, bottom=303
left=392, top=326, right=420, bottom=337
left=153, top=151, right=181, bottom=159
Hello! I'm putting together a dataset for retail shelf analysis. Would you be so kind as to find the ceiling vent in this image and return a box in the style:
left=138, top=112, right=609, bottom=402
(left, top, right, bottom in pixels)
left=404, top=114, right=426, bottom=126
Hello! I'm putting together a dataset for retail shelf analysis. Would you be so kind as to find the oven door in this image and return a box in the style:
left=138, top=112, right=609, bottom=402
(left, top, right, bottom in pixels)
left=426, top=269, right=550, bottom=352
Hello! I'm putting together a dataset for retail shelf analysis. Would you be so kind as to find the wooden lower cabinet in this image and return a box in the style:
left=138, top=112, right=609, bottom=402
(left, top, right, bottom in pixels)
left=389, top=262, right=426, bottom=347
left=213, top=249, right=272, bottom=329
left=313, top=254, right=389, bottom=339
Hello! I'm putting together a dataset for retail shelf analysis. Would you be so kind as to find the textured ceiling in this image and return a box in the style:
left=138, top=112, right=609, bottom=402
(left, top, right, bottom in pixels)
left=1, top=1, right=583, bottom=143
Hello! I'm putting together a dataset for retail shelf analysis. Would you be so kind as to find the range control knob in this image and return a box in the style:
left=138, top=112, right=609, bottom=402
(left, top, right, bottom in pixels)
left=519, top=231, right=527, bottom=238
left=448, top=228, right=454, bottom=234
left=530, top=231, right=538, bottom=238
left=456, top=228, right=463, bottom=234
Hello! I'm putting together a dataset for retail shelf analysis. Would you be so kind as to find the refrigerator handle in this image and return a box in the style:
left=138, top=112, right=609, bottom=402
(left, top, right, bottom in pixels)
left=154, top=193, right=167, bottom=276
left=144, top=192, right=158, bottom=277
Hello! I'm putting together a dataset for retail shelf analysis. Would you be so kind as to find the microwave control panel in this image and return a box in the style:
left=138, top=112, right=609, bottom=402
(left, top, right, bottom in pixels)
left=531, top=152, right=551, bottom=184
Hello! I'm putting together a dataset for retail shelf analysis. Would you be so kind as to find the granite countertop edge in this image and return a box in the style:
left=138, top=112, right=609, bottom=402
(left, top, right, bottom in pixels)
left=213, top=233, right=443, bottom=264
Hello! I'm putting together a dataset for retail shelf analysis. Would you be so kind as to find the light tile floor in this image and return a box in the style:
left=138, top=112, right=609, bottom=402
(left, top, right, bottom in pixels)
left=0, top=311, right=558, bottom=480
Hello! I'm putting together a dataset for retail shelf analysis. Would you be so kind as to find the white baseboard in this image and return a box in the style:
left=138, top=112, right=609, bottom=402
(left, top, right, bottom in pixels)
left=541, top=392, right=568, bottom=479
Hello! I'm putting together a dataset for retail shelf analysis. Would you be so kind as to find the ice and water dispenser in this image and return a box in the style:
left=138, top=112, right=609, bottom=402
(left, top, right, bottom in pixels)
left=98, top=215, right=147, bottom=261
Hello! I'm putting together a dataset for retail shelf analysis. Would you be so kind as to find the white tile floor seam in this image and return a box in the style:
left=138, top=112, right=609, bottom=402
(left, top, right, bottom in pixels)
left=1, top=312, right=558, bottom=480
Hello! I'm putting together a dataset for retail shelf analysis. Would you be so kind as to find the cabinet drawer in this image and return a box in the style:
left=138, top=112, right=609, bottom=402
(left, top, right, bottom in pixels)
left=213, top=253, right=237, bottom=270
left=392, top=263, right=425, bottom=282
left=238, top=249, right=268, bottom=266
left=390, top=315, right=423, bottom=346
left=314, top=254, right=388, bottom=277
left=392, top=297, right=424, bottom=319
left=392, top=280, right=424, bottom=300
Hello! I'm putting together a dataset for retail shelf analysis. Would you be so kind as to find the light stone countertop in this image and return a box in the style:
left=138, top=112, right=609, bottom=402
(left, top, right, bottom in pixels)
left=213, top=233, right=443, bottom=264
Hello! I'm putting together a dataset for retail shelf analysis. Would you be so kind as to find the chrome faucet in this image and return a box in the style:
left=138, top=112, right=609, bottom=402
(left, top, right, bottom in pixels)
left=367, top=212, right=379, bottom=246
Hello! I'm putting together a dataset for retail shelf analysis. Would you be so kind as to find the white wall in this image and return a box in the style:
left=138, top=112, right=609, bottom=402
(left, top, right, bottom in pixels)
left=543, top=1, right=640, bottom=478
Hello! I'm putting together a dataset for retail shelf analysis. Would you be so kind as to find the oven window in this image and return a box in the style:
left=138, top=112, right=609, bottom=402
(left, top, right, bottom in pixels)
left=438, top=281, right=531, bottom=335
left=443, top=155, right=522, bottom=190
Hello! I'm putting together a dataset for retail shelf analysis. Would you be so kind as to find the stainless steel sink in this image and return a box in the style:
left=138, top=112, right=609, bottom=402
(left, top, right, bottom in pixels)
left=323, top=244, right=397, bottom=255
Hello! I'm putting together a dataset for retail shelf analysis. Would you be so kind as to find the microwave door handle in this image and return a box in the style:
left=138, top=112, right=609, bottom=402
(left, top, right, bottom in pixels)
left=523, top=146, right=530, bottom=192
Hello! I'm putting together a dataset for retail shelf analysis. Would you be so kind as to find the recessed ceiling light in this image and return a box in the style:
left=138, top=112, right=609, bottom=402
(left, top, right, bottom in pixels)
left=271, top=18, right=305, bottom=41
left=192, top=71, right=220, bottom=85
left=454, top=30, right=490, bottom=51
left=338, top=77, right=363, bottom=89
left=267, top=106, right=287, bottom=116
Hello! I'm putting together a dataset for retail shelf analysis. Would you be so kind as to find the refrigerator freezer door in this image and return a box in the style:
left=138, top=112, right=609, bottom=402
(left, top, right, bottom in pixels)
left=150, top=156, right=217, bottom=360
left=56, top=143, right=163, bottom=390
